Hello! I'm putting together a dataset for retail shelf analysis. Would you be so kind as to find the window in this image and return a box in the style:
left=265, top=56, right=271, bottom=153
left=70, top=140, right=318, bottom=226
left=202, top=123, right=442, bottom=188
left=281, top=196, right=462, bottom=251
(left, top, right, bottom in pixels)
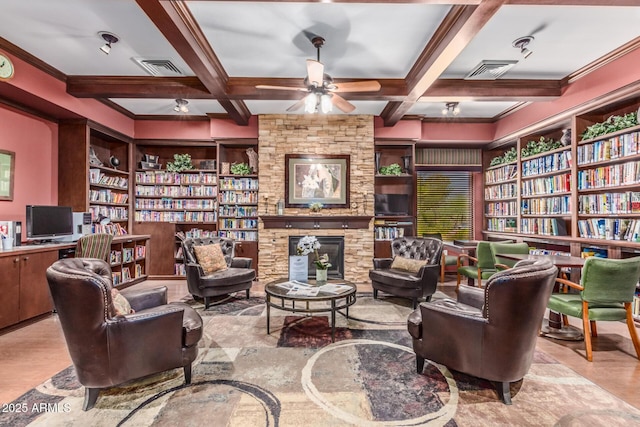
left=416, top=171, right=473, bottom=241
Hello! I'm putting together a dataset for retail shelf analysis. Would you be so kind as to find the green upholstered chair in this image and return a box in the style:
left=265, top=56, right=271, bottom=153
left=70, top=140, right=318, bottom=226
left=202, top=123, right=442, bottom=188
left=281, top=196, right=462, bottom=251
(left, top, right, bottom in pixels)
left=75, top=233, right=113, bottom=262
left=456, top=241, right=497, bottom=289
left=550, top=256, right=640, bottom=362
left=490, top=242, right=531, bottom=270
left=423, top=233, right=457, bottom=283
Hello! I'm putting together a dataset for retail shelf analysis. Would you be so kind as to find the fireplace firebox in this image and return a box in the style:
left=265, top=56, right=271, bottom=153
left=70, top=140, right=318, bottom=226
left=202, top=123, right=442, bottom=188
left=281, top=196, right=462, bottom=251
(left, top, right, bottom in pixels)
left=288, top=236, right=345, bottom=279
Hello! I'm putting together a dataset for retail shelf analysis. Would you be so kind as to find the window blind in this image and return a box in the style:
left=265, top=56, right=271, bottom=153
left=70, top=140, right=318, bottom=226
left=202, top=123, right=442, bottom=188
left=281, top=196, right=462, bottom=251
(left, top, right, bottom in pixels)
left=416, top=171, right=473, bottom=241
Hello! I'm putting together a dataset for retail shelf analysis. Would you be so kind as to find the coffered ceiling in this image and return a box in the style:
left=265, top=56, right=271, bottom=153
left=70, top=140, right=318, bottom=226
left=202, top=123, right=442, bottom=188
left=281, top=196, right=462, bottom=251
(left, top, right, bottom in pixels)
left=0, top=1, right=639, bottom=126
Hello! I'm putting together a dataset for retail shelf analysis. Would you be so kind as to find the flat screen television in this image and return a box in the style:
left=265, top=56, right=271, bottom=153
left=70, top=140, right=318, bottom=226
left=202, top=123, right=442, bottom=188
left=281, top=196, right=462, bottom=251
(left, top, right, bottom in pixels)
left=374, top=194, right=410, bottom=216
left=26, top=205, right=73, bottom=242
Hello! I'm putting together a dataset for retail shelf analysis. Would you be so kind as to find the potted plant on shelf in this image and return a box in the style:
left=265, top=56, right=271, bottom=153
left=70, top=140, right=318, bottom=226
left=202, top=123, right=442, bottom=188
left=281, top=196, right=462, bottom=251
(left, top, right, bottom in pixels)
left=581, top=112, right=638, bottom=141
left=166, top=154, right=194, bottom=172
left=521, top=136, right=563, bottom=158
left=378, top=163, right=403, bottom=176
left=230, top=162, right=251, bottom=175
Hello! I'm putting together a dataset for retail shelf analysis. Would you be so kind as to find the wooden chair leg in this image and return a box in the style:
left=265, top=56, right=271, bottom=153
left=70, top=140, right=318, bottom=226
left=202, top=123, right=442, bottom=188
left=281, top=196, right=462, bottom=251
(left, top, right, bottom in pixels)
left=582, top=301, right=593, bottom=362
left=440, top=262, right=445, bottom=283
left=625, top=303, right=640, bottom=360
left=456, top=272, right=461, bottom=290
left=590, top=320, right=597, bottom=337
left=562, top=314, right=569, bottom=326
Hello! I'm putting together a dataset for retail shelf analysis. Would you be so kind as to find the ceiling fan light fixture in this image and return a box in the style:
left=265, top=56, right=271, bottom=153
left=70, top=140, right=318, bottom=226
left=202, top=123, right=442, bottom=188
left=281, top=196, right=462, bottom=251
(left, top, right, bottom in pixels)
left=513, top=35, right=534, bottom=59
left=304, top=93, right=318, bottom=113
left=320, top=94, right=333, bottom=114
left=174, top=98, right=189, bottom=113
left=98, top=31, right=119, bottom=55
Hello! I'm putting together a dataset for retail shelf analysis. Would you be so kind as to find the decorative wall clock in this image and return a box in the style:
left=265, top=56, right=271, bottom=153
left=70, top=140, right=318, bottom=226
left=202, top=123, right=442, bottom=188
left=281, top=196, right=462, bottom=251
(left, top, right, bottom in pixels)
left=0, top=53, right=14, bottom=80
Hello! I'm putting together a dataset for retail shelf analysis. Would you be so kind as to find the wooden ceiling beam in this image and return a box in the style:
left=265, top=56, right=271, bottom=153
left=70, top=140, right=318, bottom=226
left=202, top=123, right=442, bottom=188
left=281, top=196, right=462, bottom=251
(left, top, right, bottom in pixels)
left=67, top=76, right=211, bottom=98
left=381, top=0, right=506, bottom=126
left=421, top=79, right=562, bottom=101
left=135, top=0, right=250, bottom=124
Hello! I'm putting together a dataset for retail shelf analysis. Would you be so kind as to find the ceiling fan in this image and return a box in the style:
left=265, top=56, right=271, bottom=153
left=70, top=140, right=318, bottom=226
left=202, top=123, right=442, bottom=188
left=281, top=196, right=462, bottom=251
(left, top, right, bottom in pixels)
left=256, top=36, right=381, bottom=114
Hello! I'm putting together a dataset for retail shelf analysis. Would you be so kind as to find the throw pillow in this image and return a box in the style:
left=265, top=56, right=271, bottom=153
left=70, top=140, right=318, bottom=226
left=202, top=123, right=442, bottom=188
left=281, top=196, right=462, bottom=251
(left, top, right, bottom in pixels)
left=391, top=256, right=427, bottom=274
left=111, top=288, right=134, bottom=316
left=193, top=243, right=228, bottom=275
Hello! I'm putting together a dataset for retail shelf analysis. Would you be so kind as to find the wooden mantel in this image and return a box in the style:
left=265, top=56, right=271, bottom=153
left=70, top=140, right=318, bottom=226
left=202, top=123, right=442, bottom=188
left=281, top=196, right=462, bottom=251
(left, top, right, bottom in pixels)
left=260, top=215, right=372, bottom=230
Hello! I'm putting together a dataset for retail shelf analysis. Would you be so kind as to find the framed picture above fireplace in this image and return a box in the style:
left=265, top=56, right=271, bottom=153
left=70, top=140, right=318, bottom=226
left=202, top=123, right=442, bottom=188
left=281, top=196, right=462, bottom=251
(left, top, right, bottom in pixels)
left=285, top=154, right=350, bottom=208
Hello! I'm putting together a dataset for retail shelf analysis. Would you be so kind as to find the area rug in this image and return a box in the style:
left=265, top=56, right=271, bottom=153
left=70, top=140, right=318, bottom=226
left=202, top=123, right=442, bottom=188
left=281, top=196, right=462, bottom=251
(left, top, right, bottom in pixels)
left=2, top=292, right=640, bottom=427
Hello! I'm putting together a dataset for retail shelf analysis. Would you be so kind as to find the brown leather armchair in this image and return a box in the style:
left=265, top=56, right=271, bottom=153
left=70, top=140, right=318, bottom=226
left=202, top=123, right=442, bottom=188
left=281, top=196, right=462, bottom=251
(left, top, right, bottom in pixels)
left=369, top=237, right=443, bottom=309
left=407, top=259, right=557, bottom=404
left=46, top=258, right=203, bottom=410
left=182, top=237, right=256, bottom=308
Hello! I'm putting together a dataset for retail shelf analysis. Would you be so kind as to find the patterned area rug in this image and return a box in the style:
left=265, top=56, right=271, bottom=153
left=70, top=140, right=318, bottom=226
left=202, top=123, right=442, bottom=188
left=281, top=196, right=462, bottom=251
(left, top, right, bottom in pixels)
left=2, top=291, right=640, bottom=426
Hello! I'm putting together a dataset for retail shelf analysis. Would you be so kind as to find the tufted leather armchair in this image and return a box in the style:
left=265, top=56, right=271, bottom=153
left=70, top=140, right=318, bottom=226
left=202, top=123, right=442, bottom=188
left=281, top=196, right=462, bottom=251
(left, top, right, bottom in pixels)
left=369, top=237, right=443, bottom=308
left=182, top=237, right=256, bottom=308
left=407, top=259, right=557, bottom=404
left=46, top=258, right=203, bottom=410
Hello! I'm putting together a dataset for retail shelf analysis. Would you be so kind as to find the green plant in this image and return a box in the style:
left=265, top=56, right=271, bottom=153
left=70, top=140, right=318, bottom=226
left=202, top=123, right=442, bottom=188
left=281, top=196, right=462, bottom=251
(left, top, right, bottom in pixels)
left=521, top=136, right=563, bottom=158
left=166, top=154, right=194, bottom=172
left=230, top=162, right=251, bottom=175
left=309, top=202, right=323, bottom=212
left=581, top=112, right=638, bottom=141
left=489, top=147, right=517, bottom=167
left=379, top=163, right=403, bottom=176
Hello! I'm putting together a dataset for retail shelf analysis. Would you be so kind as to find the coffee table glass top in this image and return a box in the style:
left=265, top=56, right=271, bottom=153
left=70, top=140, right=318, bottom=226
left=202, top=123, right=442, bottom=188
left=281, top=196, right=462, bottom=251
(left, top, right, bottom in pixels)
left=265, top=278, right=356, bottom=300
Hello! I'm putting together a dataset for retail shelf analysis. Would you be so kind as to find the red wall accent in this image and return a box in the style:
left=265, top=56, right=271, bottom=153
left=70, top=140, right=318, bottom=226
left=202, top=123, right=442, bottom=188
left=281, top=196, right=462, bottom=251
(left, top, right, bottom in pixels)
left=374, top=117, right=421, bottom=140
left=421, top=121, right=495, bottom=143
left=134, top=119, right=212, bottom=140
left=211, top=116, right=258, bottom=139
left=0, top=106, right=58, bottom=238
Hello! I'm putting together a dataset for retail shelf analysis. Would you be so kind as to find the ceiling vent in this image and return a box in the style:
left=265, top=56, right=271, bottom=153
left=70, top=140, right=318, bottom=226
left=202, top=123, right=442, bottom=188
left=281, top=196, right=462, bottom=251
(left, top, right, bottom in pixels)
left=465, top=60, right=518, bottom=80
left=132, top=58, right=184, bottom=77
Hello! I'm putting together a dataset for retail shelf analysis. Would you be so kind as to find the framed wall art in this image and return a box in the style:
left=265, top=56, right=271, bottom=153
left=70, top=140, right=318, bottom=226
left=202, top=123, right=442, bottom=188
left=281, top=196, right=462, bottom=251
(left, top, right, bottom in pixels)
left=285, top=154, right=350, bottom=208
left=0, top=149, right=15, bottom=201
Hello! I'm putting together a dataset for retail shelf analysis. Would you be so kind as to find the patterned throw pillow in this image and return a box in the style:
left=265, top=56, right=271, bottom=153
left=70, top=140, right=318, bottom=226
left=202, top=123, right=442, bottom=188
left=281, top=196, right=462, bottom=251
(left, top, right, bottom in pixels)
left=193, top=244, right=228, bottom=275
left=391, top=256, right=427, bottom=274
left=111, top=288, right=134, bottom=316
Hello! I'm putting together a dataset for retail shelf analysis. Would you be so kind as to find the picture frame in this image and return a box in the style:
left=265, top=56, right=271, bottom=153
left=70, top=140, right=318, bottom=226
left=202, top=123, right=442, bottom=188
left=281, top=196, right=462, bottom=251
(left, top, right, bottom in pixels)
left=285, top=154, right=350, bottom=208
left=0, top=149, right=15, bottom=201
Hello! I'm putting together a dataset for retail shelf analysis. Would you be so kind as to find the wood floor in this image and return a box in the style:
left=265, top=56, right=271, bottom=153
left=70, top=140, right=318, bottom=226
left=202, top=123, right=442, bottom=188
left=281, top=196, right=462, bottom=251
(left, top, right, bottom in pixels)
left=1, top=277, right=639, bottom=411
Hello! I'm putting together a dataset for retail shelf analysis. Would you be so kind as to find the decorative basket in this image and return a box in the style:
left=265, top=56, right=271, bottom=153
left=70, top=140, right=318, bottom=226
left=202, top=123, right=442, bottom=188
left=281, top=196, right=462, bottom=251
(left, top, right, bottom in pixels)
left=221, top=162, right=230, bottom=175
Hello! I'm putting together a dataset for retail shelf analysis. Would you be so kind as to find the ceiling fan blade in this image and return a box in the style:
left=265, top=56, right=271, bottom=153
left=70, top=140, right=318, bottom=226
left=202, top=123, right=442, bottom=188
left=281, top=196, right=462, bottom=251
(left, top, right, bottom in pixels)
left=256, top=84, right=307, bottom=92
left=286, top=97, right=308, bottom=112
left=331, top=80, right=381, bottom=93
left=331, top=94, right=356, bottom=113
left=306, top=59, right=324, bottom=87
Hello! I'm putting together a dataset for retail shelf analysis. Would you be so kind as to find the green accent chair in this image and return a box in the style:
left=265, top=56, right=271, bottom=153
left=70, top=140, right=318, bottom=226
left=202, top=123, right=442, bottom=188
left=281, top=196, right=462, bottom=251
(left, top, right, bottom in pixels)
left=456, top=241, right=498, bottom=289
left=550, top=256, right=640, bottom=362
left=490, top=242, right=531, bottom=270
left=75, top=233, right=113, bottom=262
left=422, top=233, right=457, bottom=283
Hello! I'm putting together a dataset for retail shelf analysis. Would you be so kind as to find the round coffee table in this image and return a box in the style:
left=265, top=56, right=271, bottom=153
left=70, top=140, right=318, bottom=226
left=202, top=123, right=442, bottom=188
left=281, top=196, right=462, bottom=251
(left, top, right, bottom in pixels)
left=265, top=278, right=357, bottom=342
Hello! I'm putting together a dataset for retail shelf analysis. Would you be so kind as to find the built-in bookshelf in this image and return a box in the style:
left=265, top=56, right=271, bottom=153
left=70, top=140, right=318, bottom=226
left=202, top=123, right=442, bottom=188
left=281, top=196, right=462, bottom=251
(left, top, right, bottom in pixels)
left=217, top=176, right=259, bottom=241
left=89, top=166, right=130, bottom=227
left=483, top=159, right=518, bottom=233
left=109, top=235, right=148, bottom=287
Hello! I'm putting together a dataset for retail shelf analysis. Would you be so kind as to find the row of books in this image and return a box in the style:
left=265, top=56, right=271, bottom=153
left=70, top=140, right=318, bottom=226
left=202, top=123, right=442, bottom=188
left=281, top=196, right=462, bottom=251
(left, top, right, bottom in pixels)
left=89, top=189, right=129, bottom=204
left=577, top=161, right=640, bottom=189
left=521, top=196, right=571, bottom=215
left=521, top=173, right=571, bottom=196
left=577, top=218, right=640, bottom=241
left=219, top=177, right=259, bottom=190
left=112, top=267, right=132, bottom=285
left=218, top=230, right=258, bottom=241
left=374, top=226, right=406, bottom=241
left=486, top=218, right=517, bottom=233
left=578, top=191, right=640, bottom=214
left=484, top=183, right=517, bottom=200
left=134, top=198, right=216, bottom=210
left=520, top=218, right=568, bottom=236
left=89, top=206, right=128, bottom=221
left=176, top=228, right=217, bottom=240
left=485, top=201, right=518, bottom=216
left=89, top=169, right=128, bottom=188
left=134, top=210, right=216, bottom=222
left=135, top=185, right=217, bottom=197
left=219, top=191, right=259, bottom=204
left=175, top=263, right=186, bottom=276
left=521, top=150, right=572, bottom=177
left=577, top=131, right=640, bottom=165
left=219, top=218, right=258, bottom=229
left=135, top=171, right=217, bottom=184
left=93, top=223, right=128, bottom=235
left=219, top=205, right=259, bottom=218
left=485, top=164, right=517, bottom=184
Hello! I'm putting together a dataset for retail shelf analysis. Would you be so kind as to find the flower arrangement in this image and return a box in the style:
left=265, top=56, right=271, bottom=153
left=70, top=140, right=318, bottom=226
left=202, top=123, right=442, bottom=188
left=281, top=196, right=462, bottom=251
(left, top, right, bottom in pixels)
left=296, top=235, right=332, bottom=270
left=309, top=202, right=323, bottom=212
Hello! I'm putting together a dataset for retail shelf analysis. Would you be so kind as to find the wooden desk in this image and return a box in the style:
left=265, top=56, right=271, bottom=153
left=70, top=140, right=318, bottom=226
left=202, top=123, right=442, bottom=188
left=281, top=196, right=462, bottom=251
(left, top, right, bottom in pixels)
left=496, top=253, right=586, bottom=341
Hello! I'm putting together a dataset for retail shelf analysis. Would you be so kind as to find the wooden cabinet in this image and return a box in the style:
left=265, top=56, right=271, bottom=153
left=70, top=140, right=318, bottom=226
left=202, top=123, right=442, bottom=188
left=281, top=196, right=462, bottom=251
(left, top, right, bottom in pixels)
left=109, top=235, right=149, bottom=287
left=58, top=120, right=132, bottom=234
left=0, top=248, right=58, bottom=330
left=373, top=142, right=415, bottom=257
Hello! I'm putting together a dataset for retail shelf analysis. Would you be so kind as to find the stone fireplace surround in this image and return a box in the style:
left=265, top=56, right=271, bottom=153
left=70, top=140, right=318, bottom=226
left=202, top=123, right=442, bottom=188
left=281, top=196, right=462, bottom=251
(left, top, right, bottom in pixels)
left=256, top=114, right=375, bottom=284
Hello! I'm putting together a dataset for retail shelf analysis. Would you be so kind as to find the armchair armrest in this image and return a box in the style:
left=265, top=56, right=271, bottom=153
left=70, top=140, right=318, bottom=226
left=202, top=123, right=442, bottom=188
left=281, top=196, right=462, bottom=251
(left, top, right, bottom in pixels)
left=556, top=277, right=584, bottom=292
left=457, top=285, right=485, bottom=309
left=121, top=286, right=168, bottom=311
left=231, top=257, right=252, bottom=268
left=373, top=257, right=393, bottom=269
left=495, top=263, right=510, bottom=271
left=109, top=305, right=186, bottom=349
left=457, top=253, right=477, bottom=267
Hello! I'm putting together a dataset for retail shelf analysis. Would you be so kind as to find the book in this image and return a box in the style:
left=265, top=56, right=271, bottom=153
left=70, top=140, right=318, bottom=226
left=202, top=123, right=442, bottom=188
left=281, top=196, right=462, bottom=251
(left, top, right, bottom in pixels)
left=318, top=283, right=352, bottom=294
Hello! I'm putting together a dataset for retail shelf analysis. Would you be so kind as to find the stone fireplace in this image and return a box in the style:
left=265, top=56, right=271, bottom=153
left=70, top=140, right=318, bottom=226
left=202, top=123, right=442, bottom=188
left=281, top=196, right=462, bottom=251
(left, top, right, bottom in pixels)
left=288, top=236, right=345, bottom=279
left=256, top=114, right=375, bottom=284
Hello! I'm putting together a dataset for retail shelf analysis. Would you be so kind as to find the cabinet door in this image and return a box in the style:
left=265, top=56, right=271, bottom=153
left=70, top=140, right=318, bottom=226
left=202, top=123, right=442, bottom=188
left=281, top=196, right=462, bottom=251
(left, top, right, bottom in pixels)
left=19, top=251, right=58, bottom=321
left=0, top=256, right=20, bottom=329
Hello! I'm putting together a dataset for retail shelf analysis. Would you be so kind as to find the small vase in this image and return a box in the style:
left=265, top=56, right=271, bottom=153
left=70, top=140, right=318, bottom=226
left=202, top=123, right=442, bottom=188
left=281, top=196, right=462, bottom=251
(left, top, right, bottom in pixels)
left=374, top=152, right=381, bottom=175
left=316, top=268, right=328, bottom=283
